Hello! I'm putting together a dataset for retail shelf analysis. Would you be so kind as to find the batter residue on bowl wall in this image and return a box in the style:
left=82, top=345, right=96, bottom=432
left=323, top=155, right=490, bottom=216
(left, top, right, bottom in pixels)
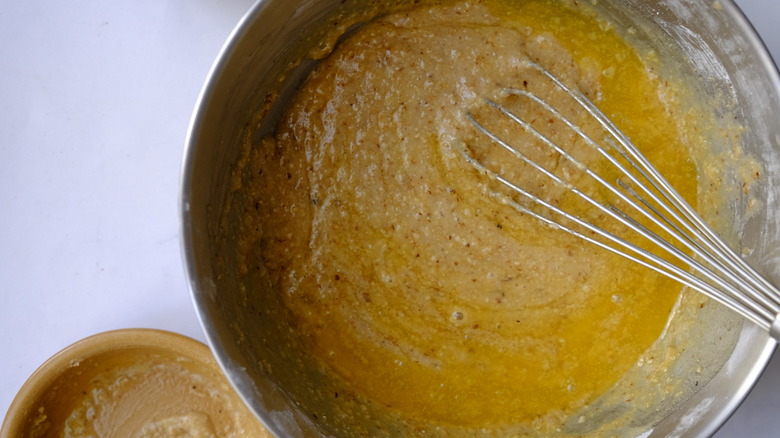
left=230, top=0, right=745, bottom=436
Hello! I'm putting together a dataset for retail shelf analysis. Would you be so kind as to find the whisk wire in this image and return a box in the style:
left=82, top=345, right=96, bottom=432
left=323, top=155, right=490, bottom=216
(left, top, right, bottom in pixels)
left=456, top=135, right=769, bottom=329
left=461, top=61, right=780, bottom=338
left=529, top=62, right=780, bottom=312
left=500, top=87, right=721, bottom=265
left=617, top=178, right=780, bottom=318
left=535, top=61, right=780, bottom=320
left=465, top=110, right=774, bottom=329
left=481, top=96, right=733, bottom=290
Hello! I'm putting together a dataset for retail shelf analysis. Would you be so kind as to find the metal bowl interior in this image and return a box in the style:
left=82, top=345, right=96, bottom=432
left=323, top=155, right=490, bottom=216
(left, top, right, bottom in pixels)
left=181, top=1, right=780, bottom=436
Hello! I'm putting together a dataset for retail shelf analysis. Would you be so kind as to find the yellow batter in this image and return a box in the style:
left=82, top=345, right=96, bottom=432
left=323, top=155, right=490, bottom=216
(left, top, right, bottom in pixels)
left=236, top=0, right=706, bottom=435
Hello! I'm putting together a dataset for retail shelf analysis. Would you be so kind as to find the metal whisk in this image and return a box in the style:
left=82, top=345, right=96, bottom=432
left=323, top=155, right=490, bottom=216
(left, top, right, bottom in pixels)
left=458, top=61, right=780, bottom=340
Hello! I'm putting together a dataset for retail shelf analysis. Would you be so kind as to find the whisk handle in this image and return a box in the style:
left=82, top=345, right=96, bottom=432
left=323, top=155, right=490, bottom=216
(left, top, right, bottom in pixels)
left=770, top=317, right=780, bottom=342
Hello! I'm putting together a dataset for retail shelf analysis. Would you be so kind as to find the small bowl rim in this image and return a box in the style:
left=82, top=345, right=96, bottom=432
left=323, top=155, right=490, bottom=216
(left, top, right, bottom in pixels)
left=0, top=328, right=218, bottom=437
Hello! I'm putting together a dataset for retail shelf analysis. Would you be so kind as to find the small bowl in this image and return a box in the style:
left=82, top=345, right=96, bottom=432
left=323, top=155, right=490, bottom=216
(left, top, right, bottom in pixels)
left=0, top=329, right=271, bottom=437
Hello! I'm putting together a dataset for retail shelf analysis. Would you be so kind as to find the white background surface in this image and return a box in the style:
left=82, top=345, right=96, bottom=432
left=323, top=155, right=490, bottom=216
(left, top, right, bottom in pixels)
left=1, top=1, right=779, bottom=436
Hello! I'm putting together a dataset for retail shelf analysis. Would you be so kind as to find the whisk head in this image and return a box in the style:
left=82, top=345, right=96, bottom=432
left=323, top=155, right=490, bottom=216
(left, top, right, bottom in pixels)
left=457, top=60, right=780, bottom=339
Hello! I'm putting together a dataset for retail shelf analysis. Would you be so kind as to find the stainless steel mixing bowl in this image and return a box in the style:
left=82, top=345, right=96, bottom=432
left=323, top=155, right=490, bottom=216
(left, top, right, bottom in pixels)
left=181, top=1, right=780, bottom=436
